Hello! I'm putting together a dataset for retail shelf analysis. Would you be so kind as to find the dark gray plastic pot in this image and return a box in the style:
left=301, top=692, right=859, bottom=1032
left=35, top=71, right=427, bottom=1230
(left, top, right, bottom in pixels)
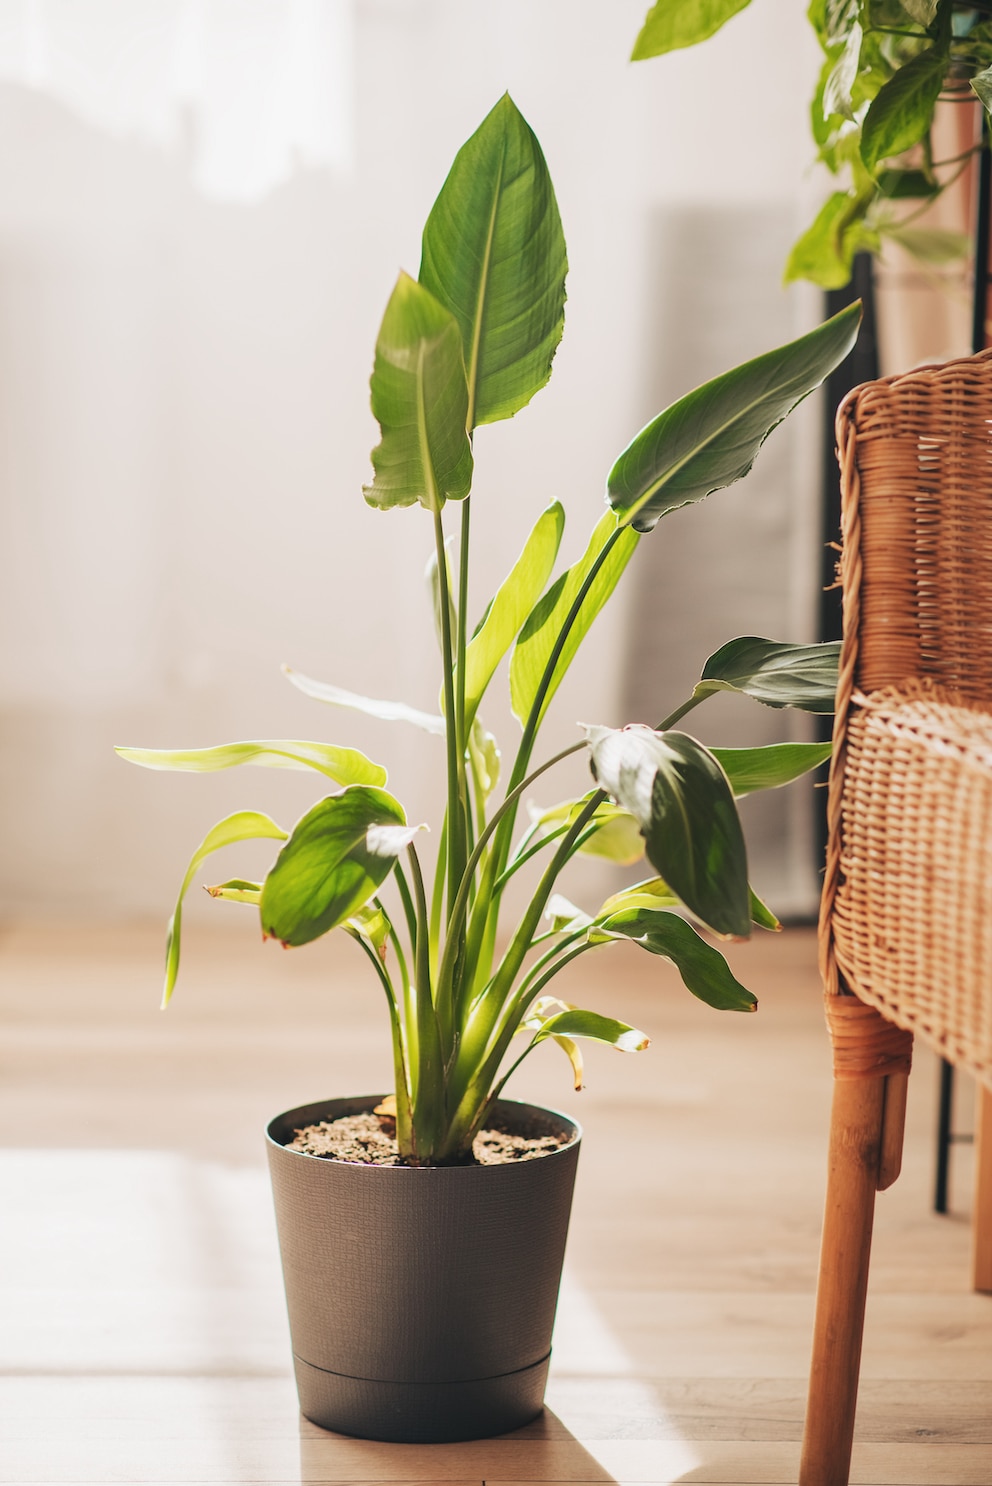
left=265, top=1093, right=580, bottom=1443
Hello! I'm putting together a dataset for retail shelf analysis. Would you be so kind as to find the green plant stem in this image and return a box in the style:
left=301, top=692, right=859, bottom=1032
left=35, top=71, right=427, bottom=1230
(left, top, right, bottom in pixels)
left=433, top=507, right=466, bottom=922
left=433, top=738, right=586, bottom=1022
left=392, top=861, right=418, bottom=957
left=406, top=840, right=443, bottom=1156
left=462, top=523, right=626, bottom=991
left=456, top=496, right=470, bottom=775
left=345, top=928, right=413, bottom=1149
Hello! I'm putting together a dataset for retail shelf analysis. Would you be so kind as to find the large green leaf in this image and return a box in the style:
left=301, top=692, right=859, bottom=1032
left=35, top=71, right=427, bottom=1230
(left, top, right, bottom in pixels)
left=116, top=739, right=386, bottom=787
left=692, top=637, right=840, bottom=712
left=364, top=272, right=473, bottom=513
left=463, top=501, right=564, bottom=729
left=510, top=511, right=639, bottom=726
left=631, top=0, right=752, bottom=58
left=584, top=724, right=750, bottom=938
left=260, top=787, right=413, bottom=948
left=162, top=811, right=288, bottom=1008
left=283, top=666, right=445, bottom=736
left=606, top=304, right=861, bottom=532
left=860, top=45, right=947, bottom=174
left=708, top=741, right=833, bottom=796
left=419, top=94, right=567, bottom=428
left=589, top=908, right=757, bottom=1012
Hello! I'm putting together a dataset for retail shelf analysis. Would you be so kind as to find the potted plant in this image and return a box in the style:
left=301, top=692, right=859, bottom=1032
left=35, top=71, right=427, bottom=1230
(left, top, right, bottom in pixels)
left=118, top=95, right=859, bottom=1443
left=631, top=0, right=992, bottom=288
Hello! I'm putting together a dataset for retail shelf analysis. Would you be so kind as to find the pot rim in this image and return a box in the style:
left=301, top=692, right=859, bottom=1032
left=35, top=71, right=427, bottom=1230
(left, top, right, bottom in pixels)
left=265, top=1092, right=582, bottom=1171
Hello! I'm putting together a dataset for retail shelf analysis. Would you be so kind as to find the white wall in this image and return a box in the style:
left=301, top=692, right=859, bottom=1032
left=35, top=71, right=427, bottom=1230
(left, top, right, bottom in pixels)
left=0, top=0, right=824, bottom=923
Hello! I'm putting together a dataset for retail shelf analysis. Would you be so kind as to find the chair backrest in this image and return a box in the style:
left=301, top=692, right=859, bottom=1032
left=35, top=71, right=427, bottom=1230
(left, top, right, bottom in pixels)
left=836, top=347, right=992, bottom=705
left=821, top=349, right=992, bottom=1091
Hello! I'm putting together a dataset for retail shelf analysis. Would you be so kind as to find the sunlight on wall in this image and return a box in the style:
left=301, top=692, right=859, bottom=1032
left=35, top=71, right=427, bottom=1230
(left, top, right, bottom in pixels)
left=0, top=0, right=354, bottom=199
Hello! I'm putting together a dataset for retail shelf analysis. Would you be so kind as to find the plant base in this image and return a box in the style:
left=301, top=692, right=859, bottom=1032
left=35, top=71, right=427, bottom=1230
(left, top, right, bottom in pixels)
left=293, top=1352, right=549, bottom=1443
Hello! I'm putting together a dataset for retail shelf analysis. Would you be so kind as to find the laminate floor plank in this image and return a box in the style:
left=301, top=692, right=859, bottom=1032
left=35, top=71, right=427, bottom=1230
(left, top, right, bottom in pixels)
left=3, top=923, right=990, bottom=1485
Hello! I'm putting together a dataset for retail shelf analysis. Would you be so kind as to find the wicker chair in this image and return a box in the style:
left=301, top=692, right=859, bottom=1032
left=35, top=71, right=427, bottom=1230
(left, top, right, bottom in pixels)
left=799, top=350, right=992, bottom=1486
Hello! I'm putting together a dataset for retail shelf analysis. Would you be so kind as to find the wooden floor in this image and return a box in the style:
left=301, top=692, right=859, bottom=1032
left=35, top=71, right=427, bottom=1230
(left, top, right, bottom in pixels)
left=1, top=919, right=989, bottom=1485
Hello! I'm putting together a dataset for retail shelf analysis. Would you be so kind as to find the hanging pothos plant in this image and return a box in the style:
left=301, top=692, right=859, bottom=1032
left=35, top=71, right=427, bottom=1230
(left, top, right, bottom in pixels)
left=632, top=0, right=992, bottom=288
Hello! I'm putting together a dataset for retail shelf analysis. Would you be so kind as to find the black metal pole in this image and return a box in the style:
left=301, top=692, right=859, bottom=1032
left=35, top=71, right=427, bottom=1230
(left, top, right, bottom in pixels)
left=935, top=1057, right=955, bottom=1213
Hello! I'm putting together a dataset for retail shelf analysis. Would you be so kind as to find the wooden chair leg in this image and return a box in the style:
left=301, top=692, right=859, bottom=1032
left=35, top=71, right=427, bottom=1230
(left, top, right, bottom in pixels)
left=800, top=1075, right=886, bottom=1486
left=973, top=1082, right=992, bottom=1293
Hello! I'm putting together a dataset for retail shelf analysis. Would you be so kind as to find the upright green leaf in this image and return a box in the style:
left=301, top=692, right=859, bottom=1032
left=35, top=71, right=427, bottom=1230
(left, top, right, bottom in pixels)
left=693, top=637, right=840, bottom=712
left=584, top=724, right=750, bottom=938
left=162, top=811, right=289, bottom=1008
left=708, top=742, right=833, bottom=795
left=589, top=908, right=757, bottom=1011
left=116, top=739, right=386, bottom=787
left=510, top=511, right=639, bottom=725
left=419, top=93, right=568, bottom=428
left=261, top=787, right=412, bottom=948
left=606, top=304, right=861, bottom=531
left=860, top=46, right=946, bottom=173
left=283, top=666, right=445, bottom=736
left=463, top=501, right=564, bottom=728
left=364, top=273, right=473, bottom=513
left=631, top=0, right=752, bottom=59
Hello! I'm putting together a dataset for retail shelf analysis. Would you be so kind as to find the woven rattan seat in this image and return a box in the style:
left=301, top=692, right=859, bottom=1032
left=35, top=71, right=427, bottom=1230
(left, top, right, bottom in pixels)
left=800, top=351, right=992, bottom=1486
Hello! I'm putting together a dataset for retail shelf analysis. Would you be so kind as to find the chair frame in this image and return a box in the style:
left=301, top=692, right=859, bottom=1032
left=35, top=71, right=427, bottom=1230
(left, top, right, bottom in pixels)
left=799, top=350, right=992, bottom=1486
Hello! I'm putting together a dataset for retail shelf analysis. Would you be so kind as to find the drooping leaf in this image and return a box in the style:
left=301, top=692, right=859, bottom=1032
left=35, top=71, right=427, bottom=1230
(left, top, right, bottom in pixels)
left=510, top=510, right=639, bottom=725
left=860, top=45, right=946, bottom=174
left=584, top=724, right=750, bottom=938
left=519, top=996, right=586, bottom=1089
left=283, top=666, right=445, bottom=736
left=589, top=907, right=757, bottom=1012
left=204, top=878, right=262, bottom=904
left=692, top=637, right=840, bottom=712
left=631, top=0, right=752, bottom=59
left=530, top=794, right=645, bottom=865
left=364, top=272, right=473, bottom=513
left=463, top=501, right=564, bottom=728
left=419, top=93, right=568, bottom=428
left=708, top=741, right=833, bottom=795
left=529, top=1006, right=650, bottom=1053
left=116, top=739, right=387, bottom=788
left=163, top=811, right=288, bottom=1008
left=260, top=787, right=410, bottom=948
left=606, top=304, right=861, bottom=532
